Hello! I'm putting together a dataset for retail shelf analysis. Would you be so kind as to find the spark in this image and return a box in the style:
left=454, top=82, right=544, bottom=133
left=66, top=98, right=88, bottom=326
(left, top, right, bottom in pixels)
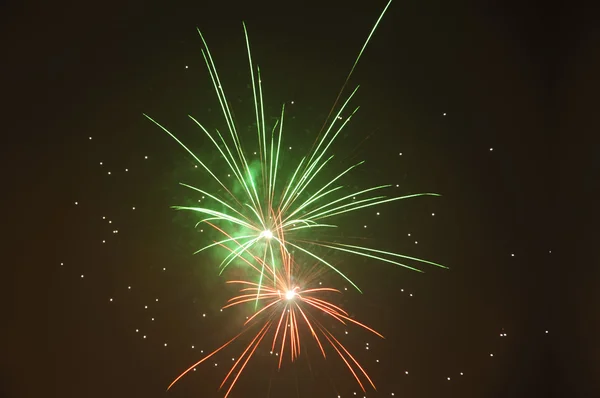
left=259, top=229, right=273, bottom=239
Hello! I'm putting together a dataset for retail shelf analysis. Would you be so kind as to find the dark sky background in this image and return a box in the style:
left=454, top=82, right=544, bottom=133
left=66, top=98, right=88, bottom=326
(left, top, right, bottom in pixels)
left=2, top=0, right=598, bottom=397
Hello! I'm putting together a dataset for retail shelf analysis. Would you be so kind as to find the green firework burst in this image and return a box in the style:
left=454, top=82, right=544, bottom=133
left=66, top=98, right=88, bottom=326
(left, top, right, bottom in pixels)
left=145, top=0, right=446, bottom=293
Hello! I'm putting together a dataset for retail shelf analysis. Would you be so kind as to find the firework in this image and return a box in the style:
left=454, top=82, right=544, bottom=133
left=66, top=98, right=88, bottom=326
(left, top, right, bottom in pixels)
left=167, top=247, right=383, bottom=397
left=144, top=0, right=446, bottom=293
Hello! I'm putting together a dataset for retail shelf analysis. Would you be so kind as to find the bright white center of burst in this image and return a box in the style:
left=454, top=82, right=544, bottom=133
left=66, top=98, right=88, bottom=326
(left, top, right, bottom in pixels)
left=260, top=229, right=273, bottom=239
left=285, top=290, right=296, bottom=300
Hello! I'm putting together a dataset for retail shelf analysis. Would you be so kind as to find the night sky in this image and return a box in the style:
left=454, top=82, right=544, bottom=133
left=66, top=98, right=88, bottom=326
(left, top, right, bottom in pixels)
left=3, top=1, right=598, bottom=397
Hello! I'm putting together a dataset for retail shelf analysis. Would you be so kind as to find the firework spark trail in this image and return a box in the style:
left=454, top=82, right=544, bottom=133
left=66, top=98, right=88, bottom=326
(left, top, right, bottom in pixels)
left=314, top=0, right=394, bottom=148
left=167, top=247, right=384, bottom=397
